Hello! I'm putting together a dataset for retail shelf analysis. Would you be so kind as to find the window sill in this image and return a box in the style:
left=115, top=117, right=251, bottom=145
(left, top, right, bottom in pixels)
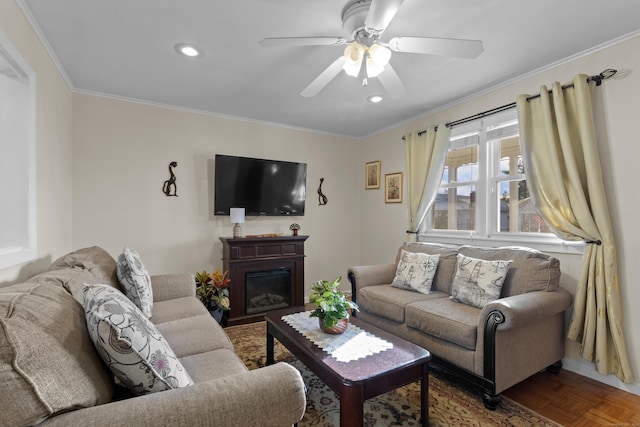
left=419, top=232, right=584, bottom=256
left=0, top=247, right=37, bottom=270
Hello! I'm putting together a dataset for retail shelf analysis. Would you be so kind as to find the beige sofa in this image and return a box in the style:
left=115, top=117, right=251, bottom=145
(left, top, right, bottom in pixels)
left=348, top=242, right=572, bottom=409
left=0, top=246, right=306, bottom=427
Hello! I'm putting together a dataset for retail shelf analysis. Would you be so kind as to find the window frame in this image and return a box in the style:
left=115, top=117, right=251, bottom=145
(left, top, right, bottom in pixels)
left=0, top=31, right=37, bottom=270
left=421, top=109, right=583, bottom=255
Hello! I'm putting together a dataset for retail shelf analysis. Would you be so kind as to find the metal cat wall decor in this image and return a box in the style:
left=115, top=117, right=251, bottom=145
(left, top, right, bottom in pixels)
left=318, top=177, right=327, bottom=205
left=162, top=161, right=178, bottom=197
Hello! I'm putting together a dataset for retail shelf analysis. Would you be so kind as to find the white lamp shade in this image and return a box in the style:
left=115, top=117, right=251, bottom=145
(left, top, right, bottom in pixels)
left=366, top=44, right=391, bottom=78
left=368, top=44, right=391, bottom=66
left=344, top=42, right=365, bottom=65
left=343, top=42, right=365, bottom=77
left=229, top=208, right=245, bottom=224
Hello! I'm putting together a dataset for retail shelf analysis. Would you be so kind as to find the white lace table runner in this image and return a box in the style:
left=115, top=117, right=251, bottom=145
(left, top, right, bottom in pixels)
left=281, top=311, right=393, bottom=362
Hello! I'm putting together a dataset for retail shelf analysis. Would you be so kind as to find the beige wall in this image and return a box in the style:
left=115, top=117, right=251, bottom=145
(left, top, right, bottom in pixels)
left=359, top=34, right=640, bottom=394
left=71, top=94, right=362, bottom=296
left=0, top=0, right=73, bottom=285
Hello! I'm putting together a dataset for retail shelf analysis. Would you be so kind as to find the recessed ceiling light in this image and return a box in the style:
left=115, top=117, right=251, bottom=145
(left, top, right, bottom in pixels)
left=175, top=43, right=200, bottom=57
left=368, top=95, right=384, bottom=103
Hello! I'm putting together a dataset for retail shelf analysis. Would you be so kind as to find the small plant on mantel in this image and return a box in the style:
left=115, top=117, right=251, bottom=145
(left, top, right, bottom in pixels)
left=309, top=276, right=358, bottom=333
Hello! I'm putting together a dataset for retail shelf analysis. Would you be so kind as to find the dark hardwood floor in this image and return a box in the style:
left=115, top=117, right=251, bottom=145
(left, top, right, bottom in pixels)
left=504, top=368, right=640, bottom=426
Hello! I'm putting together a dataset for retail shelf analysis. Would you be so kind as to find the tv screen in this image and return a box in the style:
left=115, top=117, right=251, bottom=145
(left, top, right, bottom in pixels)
left=214, top=154, right=307, bottom=216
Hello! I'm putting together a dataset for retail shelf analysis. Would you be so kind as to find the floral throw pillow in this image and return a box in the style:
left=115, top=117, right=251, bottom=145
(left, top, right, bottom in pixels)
left=391, top=250, right=440, bottom=294
left=83, top=285, right=193, bottom=395
left=450, top=254, right=512, bottom=308
left=116, top=247, right=153, bottom=317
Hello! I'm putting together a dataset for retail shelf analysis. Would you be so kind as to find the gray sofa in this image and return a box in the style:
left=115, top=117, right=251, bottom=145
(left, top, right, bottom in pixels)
left=348, top=242, right=572, bottom=409
left=0, top=246, right=306, bottom=427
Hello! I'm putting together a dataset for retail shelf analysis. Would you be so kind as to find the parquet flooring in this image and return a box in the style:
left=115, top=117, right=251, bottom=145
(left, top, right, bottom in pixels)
left=504, top=368, right=640, bottom=426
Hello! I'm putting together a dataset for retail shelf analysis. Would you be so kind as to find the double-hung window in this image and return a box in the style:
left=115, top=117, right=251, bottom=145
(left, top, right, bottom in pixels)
left=0, top=32, right=36, bottom=270
left=423, top=109, right=572, bottom=251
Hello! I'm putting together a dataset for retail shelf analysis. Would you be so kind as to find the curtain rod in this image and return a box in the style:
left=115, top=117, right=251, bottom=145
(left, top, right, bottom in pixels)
left=403, top=69, right=617, bottom=139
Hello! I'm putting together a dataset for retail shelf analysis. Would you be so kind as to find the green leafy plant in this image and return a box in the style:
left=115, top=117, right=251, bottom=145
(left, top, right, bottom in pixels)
left=309, top=276, right=358, bottom=330
left=195, top=269, right=231, bottom=312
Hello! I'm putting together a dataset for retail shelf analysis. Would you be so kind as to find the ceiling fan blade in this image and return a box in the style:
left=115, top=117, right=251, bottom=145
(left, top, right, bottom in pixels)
left=365, top=0, right=405, bottom=34
left=301, top=56, right=346, bottom=97
left=259, top=37, right=347, bottom=47
left=388, top=36, right=484, bottom=59
left=377, top=63, right=407, bottom=99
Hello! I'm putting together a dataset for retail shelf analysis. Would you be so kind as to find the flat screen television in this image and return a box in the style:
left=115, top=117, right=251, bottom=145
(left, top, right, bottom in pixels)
left=214, top=154, right=307, bottom=216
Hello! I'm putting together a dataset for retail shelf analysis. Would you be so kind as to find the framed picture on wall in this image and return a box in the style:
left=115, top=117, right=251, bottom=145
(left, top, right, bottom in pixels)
left=365, top=161, right=381, bottom=189
left=385, top=172, right=403, bottom=203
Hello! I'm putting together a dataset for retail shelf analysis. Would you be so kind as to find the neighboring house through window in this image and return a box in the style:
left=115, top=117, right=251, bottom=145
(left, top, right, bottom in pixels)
left=422, top=109, right=573, bottom=252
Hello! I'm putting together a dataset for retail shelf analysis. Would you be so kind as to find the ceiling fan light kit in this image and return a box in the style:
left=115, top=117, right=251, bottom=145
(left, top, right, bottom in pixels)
left=259, top=0, right=483, bottom=98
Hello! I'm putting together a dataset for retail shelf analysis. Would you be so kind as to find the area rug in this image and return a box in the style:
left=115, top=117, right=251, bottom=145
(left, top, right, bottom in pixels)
left=225, top=321, right=560, bottom=427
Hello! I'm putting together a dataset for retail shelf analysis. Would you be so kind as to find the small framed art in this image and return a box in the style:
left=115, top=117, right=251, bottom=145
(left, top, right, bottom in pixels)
left=365, top=161, right=381, bottom=189
left=385, top=172, right=403, bottom=203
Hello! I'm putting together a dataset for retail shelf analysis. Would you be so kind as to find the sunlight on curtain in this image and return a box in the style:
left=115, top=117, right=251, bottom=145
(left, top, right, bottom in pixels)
left=404, top=124, right=450, bottom=242
left=516, top=75, right=632, bottom=382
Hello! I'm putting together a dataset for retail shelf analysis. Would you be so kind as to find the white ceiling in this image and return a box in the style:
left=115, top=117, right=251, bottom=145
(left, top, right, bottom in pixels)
left=19, top=0, right=640, bottom=138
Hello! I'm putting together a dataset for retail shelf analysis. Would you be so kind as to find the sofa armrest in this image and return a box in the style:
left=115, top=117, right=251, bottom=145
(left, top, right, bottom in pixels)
left=348, top=264, right=397, bottom=308
left=479, top=287, right=572, bottom=330
left=348, top=264, right=397, bottom=290
left=41, top=362, right=305, bottom=427
left=151, top=273, right=196, bottom=302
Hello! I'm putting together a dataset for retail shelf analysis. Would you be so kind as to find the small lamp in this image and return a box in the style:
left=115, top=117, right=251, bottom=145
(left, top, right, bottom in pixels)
left=230, top=208, right=245, bottom=238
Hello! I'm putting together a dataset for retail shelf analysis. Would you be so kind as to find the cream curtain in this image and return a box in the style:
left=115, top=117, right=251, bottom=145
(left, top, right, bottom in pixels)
left=516, top=74, right=632, bottom=382
left=404, top=124, right=450, bottom=242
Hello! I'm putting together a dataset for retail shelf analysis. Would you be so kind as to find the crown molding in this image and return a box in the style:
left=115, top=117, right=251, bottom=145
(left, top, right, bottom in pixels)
left=362, top=29, right=640, bottom=140
left=16, top=0, right=74, bottom=91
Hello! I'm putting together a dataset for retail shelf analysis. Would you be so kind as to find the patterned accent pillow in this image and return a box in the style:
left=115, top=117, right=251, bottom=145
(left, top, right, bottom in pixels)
left=83, top=285, right=193, bottom=395
left=116, top=247, right=153, bottom=317
left=450, top=254, right=512, bottom=308
left=391, top=250, right=440, bottom=294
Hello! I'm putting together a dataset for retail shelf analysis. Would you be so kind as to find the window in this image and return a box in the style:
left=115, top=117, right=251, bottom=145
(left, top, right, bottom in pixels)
left=0, top=32, right=36, bottom=270
left=424, top=109, right=567, bottom=250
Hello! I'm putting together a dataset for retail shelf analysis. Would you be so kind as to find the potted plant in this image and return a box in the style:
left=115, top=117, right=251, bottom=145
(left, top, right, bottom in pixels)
left=195, top=269, right=231, bottom=323
left=309, top=276, right=358, bottom=334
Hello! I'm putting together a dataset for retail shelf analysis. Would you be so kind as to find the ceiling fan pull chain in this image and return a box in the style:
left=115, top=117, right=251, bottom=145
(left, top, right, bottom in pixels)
left=362, top=77, right=368, bottom=87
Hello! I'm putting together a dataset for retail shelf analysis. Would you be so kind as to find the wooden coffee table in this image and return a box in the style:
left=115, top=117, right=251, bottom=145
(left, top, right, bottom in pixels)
left=266, top=308, right=431, bottom=427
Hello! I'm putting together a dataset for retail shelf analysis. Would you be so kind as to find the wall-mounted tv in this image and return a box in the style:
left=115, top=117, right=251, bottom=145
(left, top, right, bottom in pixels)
left=214, top=154, right=307, bottom=216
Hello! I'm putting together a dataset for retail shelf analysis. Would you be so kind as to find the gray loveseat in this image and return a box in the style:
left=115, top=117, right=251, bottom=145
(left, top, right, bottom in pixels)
left=348, top=242, right=572, bottom=409
left=0, top=246, right=306, bottom=427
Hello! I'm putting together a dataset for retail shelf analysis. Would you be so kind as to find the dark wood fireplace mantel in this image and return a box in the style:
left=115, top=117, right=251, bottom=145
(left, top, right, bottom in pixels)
left=220, top=235, right=308, bottom=326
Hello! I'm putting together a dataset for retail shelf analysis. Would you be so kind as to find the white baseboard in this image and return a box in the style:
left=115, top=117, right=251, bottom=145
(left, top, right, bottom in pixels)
left=562, top=358, right=640, bottom=396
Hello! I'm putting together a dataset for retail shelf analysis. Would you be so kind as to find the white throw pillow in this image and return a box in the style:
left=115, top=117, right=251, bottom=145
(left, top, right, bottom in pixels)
left=83, top=285, right=193, bottom=395
left=450, top=254, right=512, bottom=308
left=116, top=247, right=153, bottom=317
left=391, top=250, right=440, bottom=294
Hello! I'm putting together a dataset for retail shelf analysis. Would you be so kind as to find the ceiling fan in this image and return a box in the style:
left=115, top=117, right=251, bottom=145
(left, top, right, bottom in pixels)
left=259, top=0, right=483, bottom=99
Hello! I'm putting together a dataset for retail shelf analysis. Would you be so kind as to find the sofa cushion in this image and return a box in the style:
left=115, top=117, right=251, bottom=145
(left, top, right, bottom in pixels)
left=0, top=282, right=113, bottom=427
left=152, top=296, right=209, bottom=324
left=48, top=245, right=120, bottom=288
left=179, top=348, right=248, bottom=383
left=116, top=248, right=154, bottom=317
left=450, top=254, right=512, bottom=308
left=155, top=314, right=235, bottom=358
left=30, top=246, right=121, bottom=302
left=458, top=245, right=561, bottom=296
left=391, top=250, right=440, bottom=294
left=359, top=285, right=448, bottom=323
left=398, top=242, right=459, bottom=293
left=83, top=285, right=193, bottom=395
left=405, top=297, right=481, bottom=351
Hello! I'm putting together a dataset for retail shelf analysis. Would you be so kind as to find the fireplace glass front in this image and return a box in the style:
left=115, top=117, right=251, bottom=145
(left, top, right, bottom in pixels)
left=245, top=268, right=291, bottom=315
